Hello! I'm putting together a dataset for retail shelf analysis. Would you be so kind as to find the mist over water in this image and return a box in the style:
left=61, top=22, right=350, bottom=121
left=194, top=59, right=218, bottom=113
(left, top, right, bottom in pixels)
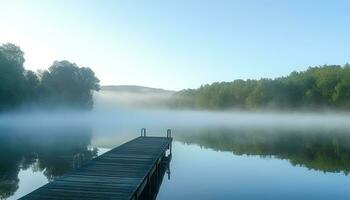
left=2, top=91, right=350, bottom=200
left=1, top=91, right=350, bottom=131
left=2, top=90, right=350, bottom=156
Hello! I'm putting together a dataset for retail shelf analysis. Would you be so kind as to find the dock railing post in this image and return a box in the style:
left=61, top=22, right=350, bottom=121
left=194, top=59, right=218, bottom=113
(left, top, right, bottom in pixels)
left=141, top=128, right=146, bottom=137
left=166, top=129, right=172, bottom=155
left=166, top=129, right=172, bottom=138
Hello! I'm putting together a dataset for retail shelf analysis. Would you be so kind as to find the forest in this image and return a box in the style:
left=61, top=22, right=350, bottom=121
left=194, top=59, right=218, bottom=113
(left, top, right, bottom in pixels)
left=172, top=64, right=350, bottom=110
left=3, top=42, right=350, bottom=111
left=0, top=43, right=100, bottom=111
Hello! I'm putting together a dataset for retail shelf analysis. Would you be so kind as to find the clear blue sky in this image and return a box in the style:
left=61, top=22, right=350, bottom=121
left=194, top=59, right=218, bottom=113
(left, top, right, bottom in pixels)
left=1, top=0, right=350, bottom=90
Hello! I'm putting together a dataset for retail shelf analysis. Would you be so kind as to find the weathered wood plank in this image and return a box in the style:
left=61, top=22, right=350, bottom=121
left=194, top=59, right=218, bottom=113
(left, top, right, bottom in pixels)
left=19, top=136, right=172, bottom=200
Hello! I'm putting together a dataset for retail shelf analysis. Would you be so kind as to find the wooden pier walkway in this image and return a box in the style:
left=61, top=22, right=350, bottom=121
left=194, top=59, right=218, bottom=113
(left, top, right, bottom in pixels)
left=20, top=129, right=173, bottom=200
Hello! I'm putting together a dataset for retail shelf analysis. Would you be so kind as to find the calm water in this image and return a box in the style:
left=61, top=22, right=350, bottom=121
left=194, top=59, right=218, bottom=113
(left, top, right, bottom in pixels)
left=1, top=110, right=350, bottom=199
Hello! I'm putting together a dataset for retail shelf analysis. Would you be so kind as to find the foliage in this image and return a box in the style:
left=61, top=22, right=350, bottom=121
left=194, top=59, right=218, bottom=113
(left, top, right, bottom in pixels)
left=0, top=43, right=100, bottom=110
left=173, top=64, right=350, bottom=110
left=40, top=61, right=100, bottom=109
left=0, top=43, right=26, bottom=110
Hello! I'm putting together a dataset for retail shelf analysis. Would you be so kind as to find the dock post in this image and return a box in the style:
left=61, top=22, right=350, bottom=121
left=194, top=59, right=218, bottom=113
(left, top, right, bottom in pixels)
left=167, top=129, right=172, bottom=154
left=167, top=129, right=172, bottom=138
left=141, top=128, right=146, bottom=137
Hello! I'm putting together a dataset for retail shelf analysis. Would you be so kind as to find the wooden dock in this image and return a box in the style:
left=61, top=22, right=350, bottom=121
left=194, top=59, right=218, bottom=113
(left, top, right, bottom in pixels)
left=20, top=129, right=173, bottom=200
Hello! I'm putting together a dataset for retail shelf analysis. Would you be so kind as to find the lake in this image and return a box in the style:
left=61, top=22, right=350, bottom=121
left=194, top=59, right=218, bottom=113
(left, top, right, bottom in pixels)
left=1, top=109, right=350, bottom=199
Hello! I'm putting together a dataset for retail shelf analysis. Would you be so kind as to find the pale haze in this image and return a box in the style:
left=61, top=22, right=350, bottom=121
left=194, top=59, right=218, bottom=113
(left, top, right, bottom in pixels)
left=1, top=0, right=350, bottom=90
left=2, top=1, right=350, bottom=200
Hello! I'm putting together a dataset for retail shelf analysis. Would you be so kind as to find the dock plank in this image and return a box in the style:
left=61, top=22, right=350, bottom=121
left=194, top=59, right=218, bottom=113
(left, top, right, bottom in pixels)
left=20, top=136, right=172, bottom=200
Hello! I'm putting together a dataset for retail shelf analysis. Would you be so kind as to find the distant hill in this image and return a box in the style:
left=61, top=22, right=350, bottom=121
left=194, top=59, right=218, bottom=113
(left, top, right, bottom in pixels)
left=95, top=85, right=175, bottom=108
left=101, top=85, right=175, bottom=94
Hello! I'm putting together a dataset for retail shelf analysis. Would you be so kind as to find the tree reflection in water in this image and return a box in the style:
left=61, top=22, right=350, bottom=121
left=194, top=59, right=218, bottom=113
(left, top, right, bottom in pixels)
left=0, top=126, right=97, bottom=199
left=177, top=127, right=350, bottom=174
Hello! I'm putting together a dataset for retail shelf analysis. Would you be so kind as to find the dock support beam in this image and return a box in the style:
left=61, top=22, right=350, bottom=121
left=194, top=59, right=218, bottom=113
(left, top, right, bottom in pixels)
left=132, top=129, right=172, bottom=200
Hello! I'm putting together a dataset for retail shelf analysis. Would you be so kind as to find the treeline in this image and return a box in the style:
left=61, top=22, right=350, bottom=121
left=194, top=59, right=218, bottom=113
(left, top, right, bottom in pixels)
left=0, top=43, right=100, bottom=111
left=173, top=64, right=350, bottom=110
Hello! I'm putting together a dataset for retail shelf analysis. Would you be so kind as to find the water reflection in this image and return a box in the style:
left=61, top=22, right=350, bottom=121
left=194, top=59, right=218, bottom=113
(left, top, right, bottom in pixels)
left=139, top=153, right=172, bottom=200
left=0, top=126, right=97, bottom=199
left=176, top=127, right=350, bottom=174
left=2, top=124, right=350, bottom=199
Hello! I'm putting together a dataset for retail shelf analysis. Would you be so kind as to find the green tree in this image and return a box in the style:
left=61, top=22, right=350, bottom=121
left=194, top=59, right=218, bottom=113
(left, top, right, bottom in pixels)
left=24, top=70, right=40, bottom=101
left=173, top=64, right=350, bottom=110
left=40, top=60, right=100, bottom=109
left=0, top=43, right=26, bottom=110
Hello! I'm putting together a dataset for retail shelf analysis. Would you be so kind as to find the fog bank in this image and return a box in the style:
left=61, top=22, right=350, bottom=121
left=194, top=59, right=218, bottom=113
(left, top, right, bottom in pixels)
left=1, top=91, right=350, bottom=132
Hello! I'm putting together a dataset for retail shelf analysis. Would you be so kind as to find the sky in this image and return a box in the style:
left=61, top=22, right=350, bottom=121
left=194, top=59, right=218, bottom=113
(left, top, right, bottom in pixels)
left=1, top=0, right=350, bottom=90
